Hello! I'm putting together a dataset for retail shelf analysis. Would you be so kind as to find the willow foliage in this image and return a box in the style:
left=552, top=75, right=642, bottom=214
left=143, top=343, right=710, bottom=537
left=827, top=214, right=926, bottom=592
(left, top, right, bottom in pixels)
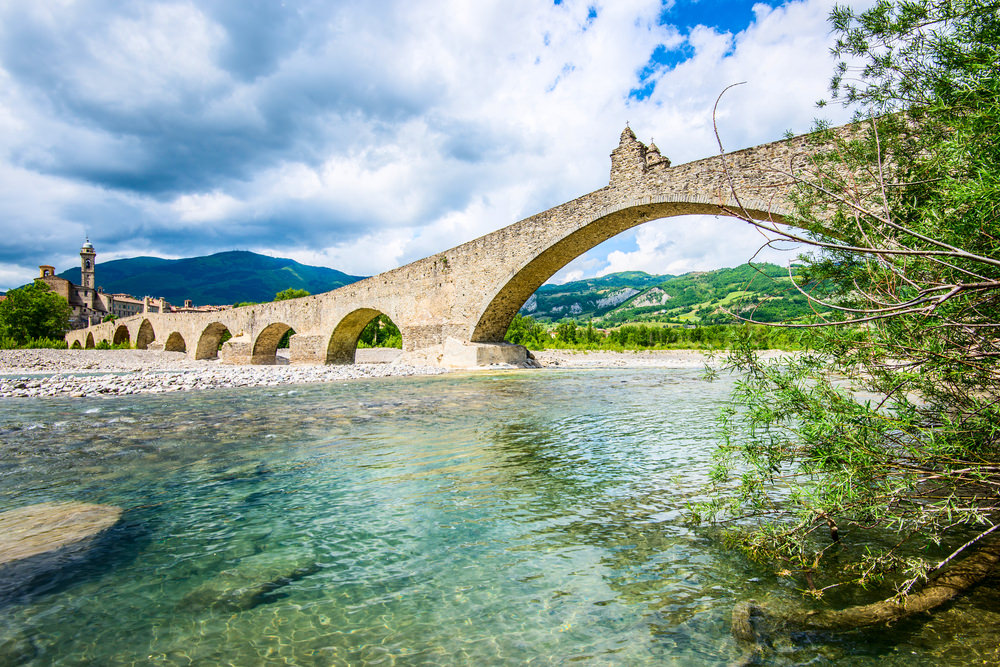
left=703, top=0, right=1000, bottom=596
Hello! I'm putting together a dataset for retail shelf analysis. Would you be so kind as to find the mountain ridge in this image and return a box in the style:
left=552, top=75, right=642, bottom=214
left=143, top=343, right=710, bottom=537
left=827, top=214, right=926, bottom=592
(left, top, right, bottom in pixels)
left=57, top=250, right=365, bottom=306
left=523, top=263, right=810, bottom=325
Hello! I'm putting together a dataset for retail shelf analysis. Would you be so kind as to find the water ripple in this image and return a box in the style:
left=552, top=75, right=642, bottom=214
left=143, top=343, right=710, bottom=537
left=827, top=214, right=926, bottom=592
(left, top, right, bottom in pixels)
left=0, top=370, right=990, bottom=665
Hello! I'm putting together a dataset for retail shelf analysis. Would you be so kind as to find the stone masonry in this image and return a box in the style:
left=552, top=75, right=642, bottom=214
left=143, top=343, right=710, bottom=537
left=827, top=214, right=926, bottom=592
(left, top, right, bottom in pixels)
left=66, top=123, right=848, bottom=368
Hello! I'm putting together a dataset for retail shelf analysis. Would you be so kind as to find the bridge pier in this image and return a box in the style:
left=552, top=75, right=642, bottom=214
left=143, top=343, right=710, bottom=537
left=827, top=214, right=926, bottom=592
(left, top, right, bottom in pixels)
left=219, top=335, right=252, bottom=364
left=288, top=334, right=327, bottom=365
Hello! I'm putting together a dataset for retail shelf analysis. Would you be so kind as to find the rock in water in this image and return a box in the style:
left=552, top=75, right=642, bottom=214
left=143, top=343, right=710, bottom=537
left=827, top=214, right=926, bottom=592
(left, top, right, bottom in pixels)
left=179, top=551, right=321, bottom=612
left=0, top=501, right=123, bottom=595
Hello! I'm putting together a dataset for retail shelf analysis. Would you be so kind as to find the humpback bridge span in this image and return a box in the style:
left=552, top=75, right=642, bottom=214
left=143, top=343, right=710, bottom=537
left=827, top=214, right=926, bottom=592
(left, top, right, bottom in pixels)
left=66, top=125, right=827, bottom=367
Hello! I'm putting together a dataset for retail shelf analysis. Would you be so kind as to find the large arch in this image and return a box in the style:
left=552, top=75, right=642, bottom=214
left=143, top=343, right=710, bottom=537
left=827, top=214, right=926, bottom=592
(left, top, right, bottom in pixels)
left=113, top=324, right=131, bottom=347
left=326, top=308, right=384, bottom=364
left=85, top=333, right=95, bottom=349
left=470, top=200, right=781, bottom=343
left=135, top=320, right=155, bottom=350
left=195, top=322, right=232, bottom=360
left=252, top=322, right=293, bottom=365
left=164, top=332, right=186, bottom=353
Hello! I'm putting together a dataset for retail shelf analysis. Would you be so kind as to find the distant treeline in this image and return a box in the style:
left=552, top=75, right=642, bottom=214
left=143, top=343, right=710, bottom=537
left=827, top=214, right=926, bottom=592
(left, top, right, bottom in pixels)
left=504, top=314, right=804, bottom=351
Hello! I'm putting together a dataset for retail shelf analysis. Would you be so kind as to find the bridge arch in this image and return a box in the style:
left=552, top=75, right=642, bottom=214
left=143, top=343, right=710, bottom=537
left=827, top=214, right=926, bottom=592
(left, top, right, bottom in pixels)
left=71, top=340, right=82, bottom=349
left=164, top=331, right=186, bottom=353
left=113, top=324, right=130, bottom=347
left=327, top=308, right=396, bottom=364
left=470, top=200, right=783, bottom=343
left=135, top=319, right=155, bottom=350
left=252, top=322, right=293, bottom=365
left=85, top=333, right=95, bottom=349
left=195, top=322, right=232, bottom=360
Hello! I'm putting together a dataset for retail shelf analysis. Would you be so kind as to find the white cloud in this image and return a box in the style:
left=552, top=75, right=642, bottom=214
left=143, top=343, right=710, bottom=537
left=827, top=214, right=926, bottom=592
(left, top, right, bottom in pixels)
left=170, top=191, right=243, bottom=224
left=0, top=0, right=869, bottom=288
left=262, top=230, right=413, bottom=277
left=597, top=215, right=804, bottom=276
left=73, top=4, right=228, bottom=110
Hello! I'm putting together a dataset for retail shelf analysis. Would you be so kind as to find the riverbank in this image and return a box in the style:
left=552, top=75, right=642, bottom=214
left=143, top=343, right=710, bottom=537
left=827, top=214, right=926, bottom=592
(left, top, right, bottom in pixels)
left=0, top=349, right=447, bottom=398
left=529, top=348, right=791, bottom=368
left=0, top=348, right=795, bottom=398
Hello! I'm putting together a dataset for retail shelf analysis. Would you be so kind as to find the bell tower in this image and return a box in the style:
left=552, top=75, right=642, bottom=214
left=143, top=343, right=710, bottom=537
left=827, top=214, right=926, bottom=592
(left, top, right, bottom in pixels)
left=80, top=238, right=96, bottom=290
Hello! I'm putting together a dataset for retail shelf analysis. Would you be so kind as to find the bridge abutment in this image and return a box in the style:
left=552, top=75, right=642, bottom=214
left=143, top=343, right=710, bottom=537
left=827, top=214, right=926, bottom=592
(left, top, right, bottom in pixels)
left=443, top=341, right=528, bottom=368
left=398, top=338, right=529, bottom=368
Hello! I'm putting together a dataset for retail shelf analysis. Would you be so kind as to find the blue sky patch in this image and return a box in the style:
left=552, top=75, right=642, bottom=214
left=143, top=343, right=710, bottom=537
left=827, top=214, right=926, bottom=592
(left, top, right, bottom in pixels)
left=630, top=0, right=787, bottom=101
left=660, top=0, right=785, bottom=34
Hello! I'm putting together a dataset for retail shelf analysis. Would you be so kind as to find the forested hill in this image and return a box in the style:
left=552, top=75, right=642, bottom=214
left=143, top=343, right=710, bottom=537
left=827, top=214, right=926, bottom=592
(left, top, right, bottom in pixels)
left=57, top=251, right=365, bottom=306
left=523, top=263, right=811, bottom=325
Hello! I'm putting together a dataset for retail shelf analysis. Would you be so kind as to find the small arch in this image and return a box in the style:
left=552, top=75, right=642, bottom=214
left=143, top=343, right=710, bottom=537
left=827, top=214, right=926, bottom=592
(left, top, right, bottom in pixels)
left=71, top=340, right=82, bottom=349
left=85, top=333, right=95, bottom=349
left=165, top=332, right=186, bottom=353
left=252, top=322, right=294, bottom=365
left=113, top=324, right=130, bottom=347
left=135, top=319, right=155, bottom=350
left=195, top=322, right=231, bottom=360
left=327, top=309, right=402, bottom=364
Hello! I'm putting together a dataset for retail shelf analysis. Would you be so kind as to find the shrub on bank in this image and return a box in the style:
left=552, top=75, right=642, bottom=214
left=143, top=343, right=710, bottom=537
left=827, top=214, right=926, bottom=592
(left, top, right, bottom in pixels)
left=0, top=336, right=69, bottom=349
left=95, top=340, right=131, bottom=350
left=505, top=315, right=805, bottom=351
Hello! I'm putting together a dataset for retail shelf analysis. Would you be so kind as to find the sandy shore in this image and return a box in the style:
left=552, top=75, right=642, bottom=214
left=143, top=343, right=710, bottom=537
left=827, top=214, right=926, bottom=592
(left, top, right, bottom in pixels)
left=0, top=348, right=794, bottom=399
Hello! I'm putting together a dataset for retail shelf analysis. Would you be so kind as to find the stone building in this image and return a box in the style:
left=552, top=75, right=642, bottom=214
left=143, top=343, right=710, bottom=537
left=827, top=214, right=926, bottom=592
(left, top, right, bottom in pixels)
left=36, top=240, right=170, bottom=329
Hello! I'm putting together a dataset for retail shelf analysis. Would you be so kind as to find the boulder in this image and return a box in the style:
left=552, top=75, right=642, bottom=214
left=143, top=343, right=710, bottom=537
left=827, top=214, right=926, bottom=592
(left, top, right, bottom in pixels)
left=0, top=501, right=123, bottom=596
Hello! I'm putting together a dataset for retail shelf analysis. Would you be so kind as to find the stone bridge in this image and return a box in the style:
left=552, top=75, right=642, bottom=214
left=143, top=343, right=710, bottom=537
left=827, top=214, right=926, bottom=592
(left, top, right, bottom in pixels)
left=66, top=124, right=828, bottom=367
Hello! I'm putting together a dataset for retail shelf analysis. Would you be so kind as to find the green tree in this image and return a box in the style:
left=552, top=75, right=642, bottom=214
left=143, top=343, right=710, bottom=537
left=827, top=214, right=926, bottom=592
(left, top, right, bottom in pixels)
left=0, top=282, right=72, bottom=345
left=554, top=320, right=578, bottom=345
left=703, top=0, right=1000, bottom=624
left=357, top=315, right=402, bottom=348
left=274, top=288, right=310, bottom=301
left=582, top=320, right=601, bottom=345
left=505, top=314, right=550, bottom=349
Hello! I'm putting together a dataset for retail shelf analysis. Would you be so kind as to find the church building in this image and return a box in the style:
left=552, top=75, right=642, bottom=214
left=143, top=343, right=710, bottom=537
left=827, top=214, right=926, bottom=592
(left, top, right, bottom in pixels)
left=37, top=240, right=168, bottom=329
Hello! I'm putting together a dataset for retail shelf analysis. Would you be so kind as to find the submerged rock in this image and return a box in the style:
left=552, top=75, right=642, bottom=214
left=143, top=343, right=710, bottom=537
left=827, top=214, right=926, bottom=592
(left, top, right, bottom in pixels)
left=0, top=501, right=123, bottom=567
left=179, top=551, right=321, bottom=612
left=0, top=501, right=123, bottom=596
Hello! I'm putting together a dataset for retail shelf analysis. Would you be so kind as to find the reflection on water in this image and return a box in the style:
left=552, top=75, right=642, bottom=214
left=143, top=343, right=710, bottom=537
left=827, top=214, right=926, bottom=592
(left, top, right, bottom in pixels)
left=0, top=369, right=997, bottom=665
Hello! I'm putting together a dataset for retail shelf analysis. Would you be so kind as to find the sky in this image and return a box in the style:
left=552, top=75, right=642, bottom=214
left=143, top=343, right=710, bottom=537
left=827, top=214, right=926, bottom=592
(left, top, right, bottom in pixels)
left=0, top=0, right=869, bottom=291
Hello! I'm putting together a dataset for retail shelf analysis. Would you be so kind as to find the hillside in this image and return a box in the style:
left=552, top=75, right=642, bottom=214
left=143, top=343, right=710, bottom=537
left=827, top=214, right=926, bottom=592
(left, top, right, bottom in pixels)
left=522, top=264, right=811, bottom=326
left=58, top=251, right=365, bottom=305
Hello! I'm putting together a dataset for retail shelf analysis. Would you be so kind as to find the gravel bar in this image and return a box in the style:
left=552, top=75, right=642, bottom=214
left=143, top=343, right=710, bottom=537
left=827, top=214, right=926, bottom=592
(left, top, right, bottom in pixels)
left=0, top=349, right=447, bottom=399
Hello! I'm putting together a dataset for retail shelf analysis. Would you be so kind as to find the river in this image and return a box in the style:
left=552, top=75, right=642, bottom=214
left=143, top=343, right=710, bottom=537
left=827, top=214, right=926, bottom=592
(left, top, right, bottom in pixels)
left=0, top=368, right=996, bottom=665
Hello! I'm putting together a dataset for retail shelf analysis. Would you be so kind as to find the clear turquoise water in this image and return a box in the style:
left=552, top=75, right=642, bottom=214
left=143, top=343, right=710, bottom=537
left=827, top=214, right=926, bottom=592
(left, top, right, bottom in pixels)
left=1, top=369, right=997, bottom=665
